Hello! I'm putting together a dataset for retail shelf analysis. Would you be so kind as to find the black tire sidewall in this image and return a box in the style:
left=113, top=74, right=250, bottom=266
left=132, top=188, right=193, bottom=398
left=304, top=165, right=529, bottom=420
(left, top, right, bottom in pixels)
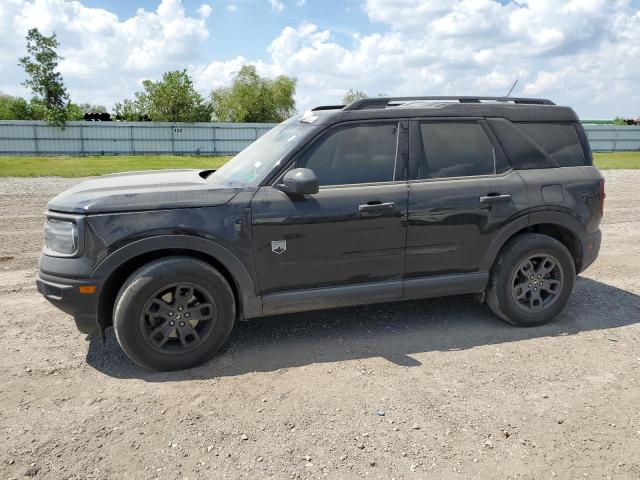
left=114, top=257, right=235, bottom=371
left=490, top=234, right=575, bottom=326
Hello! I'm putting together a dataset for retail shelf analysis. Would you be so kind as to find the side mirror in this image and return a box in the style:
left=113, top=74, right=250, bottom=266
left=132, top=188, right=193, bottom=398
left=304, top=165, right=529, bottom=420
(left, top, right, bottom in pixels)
left=279, top=168, right=319, bottom=195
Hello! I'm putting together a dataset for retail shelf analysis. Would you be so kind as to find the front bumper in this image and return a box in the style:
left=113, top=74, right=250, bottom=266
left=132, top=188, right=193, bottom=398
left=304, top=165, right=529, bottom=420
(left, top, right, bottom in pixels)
left=36, top=272, right=103, bottom=335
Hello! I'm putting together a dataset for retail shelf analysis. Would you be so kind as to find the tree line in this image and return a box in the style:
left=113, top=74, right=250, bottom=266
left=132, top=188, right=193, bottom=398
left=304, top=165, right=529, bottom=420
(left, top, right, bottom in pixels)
left=0, top=28, right=298, bottom=126
left=113, top=65, right=296, bottom=123
left=1, top=28, right=377, bottom=127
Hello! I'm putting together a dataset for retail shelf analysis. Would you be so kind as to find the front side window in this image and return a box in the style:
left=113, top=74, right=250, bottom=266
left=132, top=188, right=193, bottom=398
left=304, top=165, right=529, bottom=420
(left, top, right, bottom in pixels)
left=296, top=122, right=399, bottom=186
left=419, top=122, right=496, bottom=179
left=210, top=115, right=317, bottom=187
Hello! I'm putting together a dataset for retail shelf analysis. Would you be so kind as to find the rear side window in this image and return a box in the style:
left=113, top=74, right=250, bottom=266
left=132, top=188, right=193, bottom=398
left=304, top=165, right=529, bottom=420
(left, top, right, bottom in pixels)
left=488, top=119, right=586, bottom=169
left=296, top=122, right=398, bottom=186
left=419, top=122, right=496, bottom=179
left=517, top=123, right=585, bottom=167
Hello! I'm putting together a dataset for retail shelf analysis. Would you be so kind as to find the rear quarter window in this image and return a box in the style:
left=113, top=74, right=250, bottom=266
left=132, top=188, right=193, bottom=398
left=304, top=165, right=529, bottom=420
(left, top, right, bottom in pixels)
left=488, top=119, right=587, bottom=169
left=517, top=123, right=586, bottom=167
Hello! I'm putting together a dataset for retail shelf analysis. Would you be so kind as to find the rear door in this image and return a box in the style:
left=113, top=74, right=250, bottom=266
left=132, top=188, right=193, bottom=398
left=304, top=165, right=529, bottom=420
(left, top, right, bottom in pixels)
left=251, top=120, right=409, bottom=296
left=405, top=118, right=528, bottom=293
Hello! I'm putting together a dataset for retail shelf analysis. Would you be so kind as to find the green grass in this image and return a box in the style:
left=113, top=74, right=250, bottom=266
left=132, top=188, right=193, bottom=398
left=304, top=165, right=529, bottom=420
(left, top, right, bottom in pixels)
left=0, top=151, right=637, bottom=177
left=0, top=155, right=231, bottom=177
left=592, top=152, right=640, bottom=169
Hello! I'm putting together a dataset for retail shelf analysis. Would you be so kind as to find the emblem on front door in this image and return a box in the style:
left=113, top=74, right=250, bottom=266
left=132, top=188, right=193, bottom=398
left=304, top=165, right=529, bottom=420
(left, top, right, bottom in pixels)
left=271, top=240, right=287, bottom=254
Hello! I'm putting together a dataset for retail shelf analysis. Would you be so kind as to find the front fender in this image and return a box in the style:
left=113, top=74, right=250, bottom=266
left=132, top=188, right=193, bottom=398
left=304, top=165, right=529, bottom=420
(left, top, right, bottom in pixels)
left=91, top=235, right=262, bottom=318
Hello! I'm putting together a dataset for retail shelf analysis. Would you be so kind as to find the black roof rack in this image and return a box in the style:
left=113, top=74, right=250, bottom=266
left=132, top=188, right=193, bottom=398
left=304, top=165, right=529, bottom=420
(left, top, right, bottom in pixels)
left=312, top=105, right=346, bottom=111
left=343, top=96, right=555, bottom=111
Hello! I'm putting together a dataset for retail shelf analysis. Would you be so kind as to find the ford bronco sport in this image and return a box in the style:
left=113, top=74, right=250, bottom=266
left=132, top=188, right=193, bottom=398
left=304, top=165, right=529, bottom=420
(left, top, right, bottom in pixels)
left=37, top=96, right=604, bottom=371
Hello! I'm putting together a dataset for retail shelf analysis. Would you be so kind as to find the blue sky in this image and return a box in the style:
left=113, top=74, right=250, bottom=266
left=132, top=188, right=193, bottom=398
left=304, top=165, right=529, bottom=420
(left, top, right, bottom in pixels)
left=79, top=0, right=378, bottom=61
left=1, top=0, right=640, bottom=118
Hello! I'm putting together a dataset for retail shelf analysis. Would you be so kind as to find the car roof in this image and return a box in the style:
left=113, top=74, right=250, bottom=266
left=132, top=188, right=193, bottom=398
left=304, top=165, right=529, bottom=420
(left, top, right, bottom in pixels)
left=305, top=96, right=579, bottom=124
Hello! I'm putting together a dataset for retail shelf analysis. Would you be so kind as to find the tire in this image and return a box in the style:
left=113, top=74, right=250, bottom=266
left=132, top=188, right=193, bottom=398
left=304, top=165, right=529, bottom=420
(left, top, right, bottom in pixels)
left=486, top=233, right=575, bottom=326
left=113, top=256, right=235, bottom=371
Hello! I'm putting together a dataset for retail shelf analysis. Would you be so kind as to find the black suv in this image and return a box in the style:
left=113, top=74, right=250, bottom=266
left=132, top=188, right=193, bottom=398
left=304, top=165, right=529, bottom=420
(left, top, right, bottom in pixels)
left=37, top=96, right=604, bottom=371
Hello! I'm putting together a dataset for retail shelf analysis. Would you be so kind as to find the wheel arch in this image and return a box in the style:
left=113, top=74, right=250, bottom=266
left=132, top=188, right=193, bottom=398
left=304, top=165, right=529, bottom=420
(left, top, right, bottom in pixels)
left=482, top=211, right=585, bottom=274
left=92, top=236, right=262, bottom=330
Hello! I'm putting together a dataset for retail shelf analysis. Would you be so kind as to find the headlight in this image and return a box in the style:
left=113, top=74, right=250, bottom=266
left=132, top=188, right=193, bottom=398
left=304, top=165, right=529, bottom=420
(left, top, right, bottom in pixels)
left=44, top=219, right=79, bottom=255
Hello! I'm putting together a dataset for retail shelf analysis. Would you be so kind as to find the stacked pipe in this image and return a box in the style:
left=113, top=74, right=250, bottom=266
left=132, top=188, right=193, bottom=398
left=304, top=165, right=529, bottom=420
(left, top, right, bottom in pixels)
left=83, top=112, right=111, bottom=121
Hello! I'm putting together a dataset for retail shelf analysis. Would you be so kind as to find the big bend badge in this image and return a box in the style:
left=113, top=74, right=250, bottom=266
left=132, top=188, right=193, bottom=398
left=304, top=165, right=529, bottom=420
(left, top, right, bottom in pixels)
left=271, top=240, right=287, bottom=254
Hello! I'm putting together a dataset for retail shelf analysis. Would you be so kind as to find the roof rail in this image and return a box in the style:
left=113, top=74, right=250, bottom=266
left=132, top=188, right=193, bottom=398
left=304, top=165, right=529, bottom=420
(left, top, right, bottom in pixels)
left=343, top=96, right=555, bottom=111
left=312, top=105, right=346, bottom=111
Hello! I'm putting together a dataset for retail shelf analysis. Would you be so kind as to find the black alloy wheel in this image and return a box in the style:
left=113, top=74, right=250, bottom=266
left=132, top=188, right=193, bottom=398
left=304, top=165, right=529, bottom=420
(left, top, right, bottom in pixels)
left=141, top=282, right=217, bottom=354
left=510, top=254, right=563, bottom=313
left=113, top=256, right=236, bottom=371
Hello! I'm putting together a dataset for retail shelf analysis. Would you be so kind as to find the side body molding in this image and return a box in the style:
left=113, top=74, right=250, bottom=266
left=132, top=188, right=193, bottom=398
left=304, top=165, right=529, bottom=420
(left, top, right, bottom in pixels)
left=91, top=235, right=263, bottom=319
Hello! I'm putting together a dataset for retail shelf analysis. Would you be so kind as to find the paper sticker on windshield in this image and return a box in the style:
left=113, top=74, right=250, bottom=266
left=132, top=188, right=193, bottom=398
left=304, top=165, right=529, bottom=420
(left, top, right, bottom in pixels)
left=271, top=240, right=287, bottom=254
left=300, top=110, right=318, bottom=124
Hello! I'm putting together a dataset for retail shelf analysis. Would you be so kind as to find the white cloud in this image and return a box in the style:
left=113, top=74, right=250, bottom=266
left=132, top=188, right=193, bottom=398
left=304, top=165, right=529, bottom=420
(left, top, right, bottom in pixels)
left=267, top=0, right=284, bottom=12
left=196, top=0, right=640, bottom=117
left=241, top=0, right=639, bottom=118
left=1, top=0, right=639, bottom=118
left=197, top=3, right=212, bottom=18
left=0, top=0, right=210, bottom=108
left=226, top=4, right=238, bottom=12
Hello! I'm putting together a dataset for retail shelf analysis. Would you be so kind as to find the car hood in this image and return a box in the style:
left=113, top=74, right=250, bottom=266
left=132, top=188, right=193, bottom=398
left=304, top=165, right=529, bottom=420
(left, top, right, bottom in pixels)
left=47, top=169, right=242, bottom=214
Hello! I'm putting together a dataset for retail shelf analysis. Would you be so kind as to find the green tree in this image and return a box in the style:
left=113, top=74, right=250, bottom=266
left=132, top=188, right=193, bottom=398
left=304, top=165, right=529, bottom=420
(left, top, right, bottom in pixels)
left=115, top=70, right=210, bottom=122
left=114, top=98, right=145, bottom=121
left=0, top=94, right=48, bottom=120
left=77, top=103, right=107, bottom=114
left=65, top=103, right=107, bottom=120
left=66, top=103, right=85, bottom=120
left=18, top=28, right=70, bottom=126
left=342, top=88, right=367, bottom=105
left=210, top=65, right=296, bottom=123
left=0, top=94, right=28, bottom=120
left=341, top=90, right=389, bottom=105
left=27, top=98, right=48, bottom=120
left=615, top=116, right=640, bottom=125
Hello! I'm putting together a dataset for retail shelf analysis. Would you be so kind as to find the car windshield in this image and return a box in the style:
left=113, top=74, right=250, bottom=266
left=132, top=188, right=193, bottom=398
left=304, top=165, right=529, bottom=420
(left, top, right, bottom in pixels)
left=209, top=116, right=317, bottom=187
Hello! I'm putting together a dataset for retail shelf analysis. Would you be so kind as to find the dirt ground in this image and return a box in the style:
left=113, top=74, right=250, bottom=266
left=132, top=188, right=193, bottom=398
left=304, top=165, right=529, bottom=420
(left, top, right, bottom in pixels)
left=0, top=171, right=639, bottom=480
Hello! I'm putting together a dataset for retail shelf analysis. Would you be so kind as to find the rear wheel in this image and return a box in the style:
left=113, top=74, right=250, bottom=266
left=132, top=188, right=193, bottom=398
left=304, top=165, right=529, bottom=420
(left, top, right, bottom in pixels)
left=113, top=256, right=235, bottom=371
left=486, top=233, right=575, bottom=326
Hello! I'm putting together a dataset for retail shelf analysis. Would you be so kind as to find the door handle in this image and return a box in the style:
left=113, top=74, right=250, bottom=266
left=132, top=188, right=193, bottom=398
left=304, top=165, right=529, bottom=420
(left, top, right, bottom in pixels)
left=358, top=201, right=395, bottom=213
left=479, top=193, right=512, bottom=204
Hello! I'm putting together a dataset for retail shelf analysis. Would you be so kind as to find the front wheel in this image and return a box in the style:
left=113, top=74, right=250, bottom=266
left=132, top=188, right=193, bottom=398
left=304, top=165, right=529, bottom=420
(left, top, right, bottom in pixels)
left=486, top=233, right=575, bottom=326
left=113, top=256, right=235, bottom=371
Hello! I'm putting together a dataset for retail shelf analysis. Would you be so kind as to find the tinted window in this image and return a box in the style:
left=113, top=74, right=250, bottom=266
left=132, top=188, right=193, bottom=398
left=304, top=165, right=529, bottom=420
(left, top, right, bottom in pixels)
left=487, top=118, right=551, bottom=169
left=296, top=123, right=398, bottom=186
left=211, top=115, right=316, bottom=187
left=419, top=122, right=496, bottom=179
left=488, top=119, right=587, bottom=169
left=517, top=123, right=585, bottom=167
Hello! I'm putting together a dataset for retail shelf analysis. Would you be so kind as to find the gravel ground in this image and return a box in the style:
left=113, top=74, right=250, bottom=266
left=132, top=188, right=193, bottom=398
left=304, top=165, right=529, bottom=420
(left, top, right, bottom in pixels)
left=0, top=172, right=639, bottom=480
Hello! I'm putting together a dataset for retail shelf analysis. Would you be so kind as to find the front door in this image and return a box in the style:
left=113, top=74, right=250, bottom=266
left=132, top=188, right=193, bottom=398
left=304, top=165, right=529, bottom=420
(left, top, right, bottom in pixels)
left=251, top=120, right=409, bottom=300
